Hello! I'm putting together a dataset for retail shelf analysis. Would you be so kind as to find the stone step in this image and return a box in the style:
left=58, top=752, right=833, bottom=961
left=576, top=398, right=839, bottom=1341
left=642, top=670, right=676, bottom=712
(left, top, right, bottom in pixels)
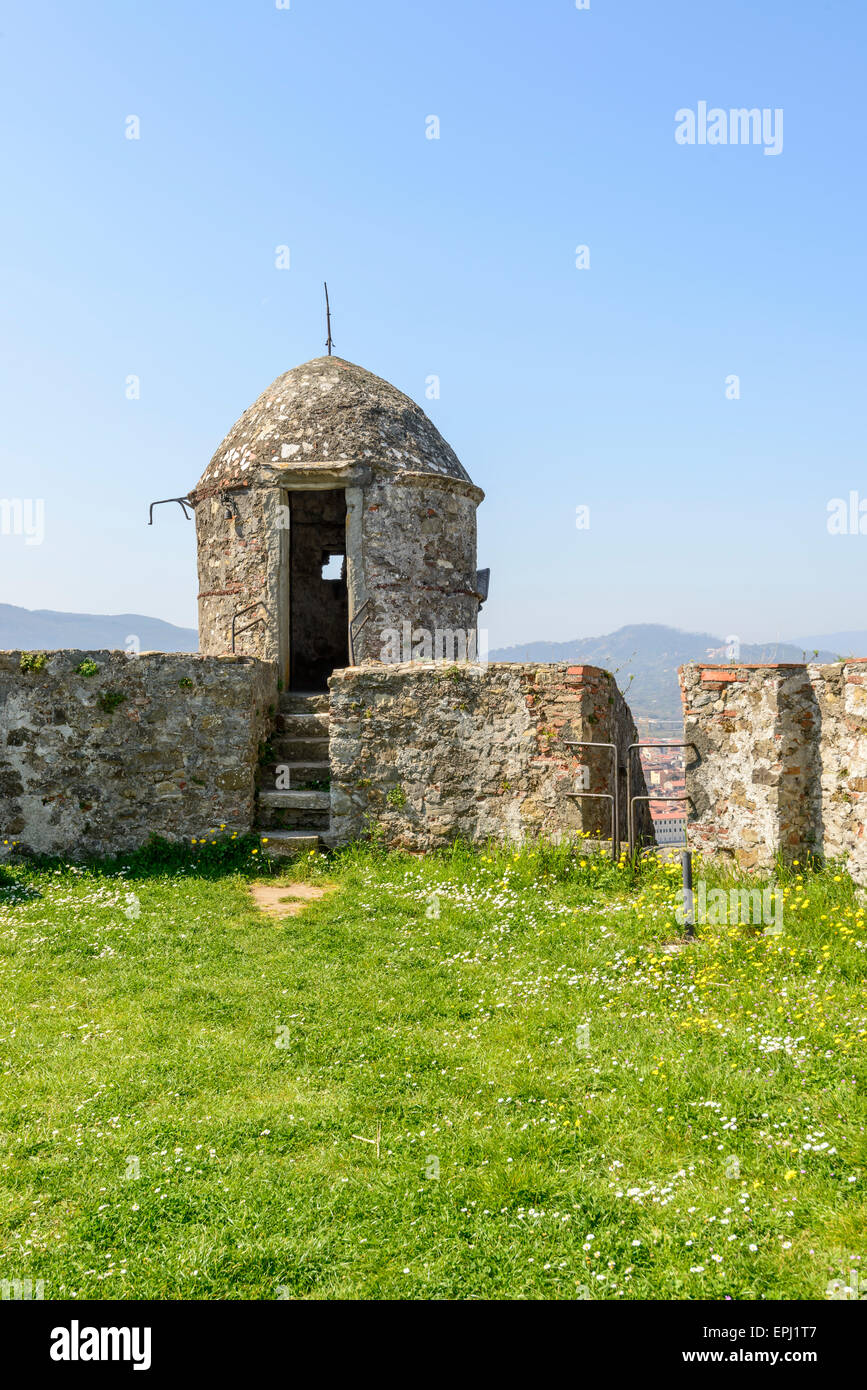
left=259, top=829, right=320, bottom=857
left=279, top=691, right=330, bottom=714
left=260, top=790, right=331, bottom=811
left=259, top=696, right=332, bottom=837
left=275, top=711, right=330, bottom=737
left=258, top=788, right=331, bottom=831
left=258, top=806, right=331, bottom=828
left=271, top=736, right=330, bottom=762
left=260, top=761, right=330, bottom=792
left=259, top=808, right=332, bottom=831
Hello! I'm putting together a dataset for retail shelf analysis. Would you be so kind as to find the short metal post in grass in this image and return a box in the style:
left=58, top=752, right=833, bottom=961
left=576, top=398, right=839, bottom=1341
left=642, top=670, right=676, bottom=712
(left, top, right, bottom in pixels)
left=681, top=850, right=695, bottom=939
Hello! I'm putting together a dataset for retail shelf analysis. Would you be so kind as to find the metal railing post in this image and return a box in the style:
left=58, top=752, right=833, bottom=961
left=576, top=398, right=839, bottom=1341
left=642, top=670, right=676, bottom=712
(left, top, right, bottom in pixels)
left=627, top=742, right=695, bottom=858
left=563, top=740, right=620, bottom=862
left=681, top=849, right=695, bottom=938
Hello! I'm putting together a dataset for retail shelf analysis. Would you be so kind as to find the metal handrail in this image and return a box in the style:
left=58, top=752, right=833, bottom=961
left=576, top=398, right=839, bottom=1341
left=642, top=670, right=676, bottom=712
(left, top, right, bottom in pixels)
left=563, top=739, right=620, bottom=861
left=148, top=496, right=194, bottom=525
left=349, top=598, right=372, bottom=666
left=629, top=794, right=692, bottom=858
left=231, top=601, right=267, bottom=653
left=626, top=741, right=695, bottom=857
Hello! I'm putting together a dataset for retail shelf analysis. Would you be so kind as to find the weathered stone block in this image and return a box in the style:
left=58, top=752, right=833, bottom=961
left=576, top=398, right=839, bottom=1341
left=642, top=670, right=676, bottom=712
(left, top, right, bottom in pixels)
left=0, top=652, right=277, bottom=858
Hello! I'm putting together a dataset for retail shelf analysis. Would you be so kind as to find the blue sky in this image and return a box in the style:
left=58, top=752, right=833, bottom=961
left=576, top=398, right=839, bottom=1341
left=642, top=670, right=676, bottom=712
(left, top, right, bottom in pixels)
left=1, top=0, right=865, bottom=647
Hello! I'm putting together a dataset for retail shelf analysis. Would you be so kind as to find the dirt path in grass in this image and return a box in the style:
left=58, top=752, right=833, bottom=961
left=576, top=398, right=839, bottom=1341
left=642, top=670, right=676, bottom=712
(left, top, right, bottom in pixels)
left=249, top=882, right=336, bottom=919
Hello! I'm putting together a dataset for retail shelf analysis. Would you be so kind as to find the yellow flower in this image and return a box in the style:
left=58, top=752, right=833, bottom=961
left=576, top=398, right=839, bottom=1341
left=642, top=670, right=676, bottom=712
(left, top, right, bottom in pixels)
left=784, top=1170, right=798, bottom=1182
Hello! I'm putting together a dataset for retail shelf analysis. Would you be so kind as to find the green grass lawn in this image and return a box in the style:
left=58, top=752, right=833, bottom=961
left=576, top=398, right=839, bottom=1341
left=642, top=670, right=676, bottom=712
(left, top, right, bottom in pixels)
left=1, top=836, right=865, bottom=1300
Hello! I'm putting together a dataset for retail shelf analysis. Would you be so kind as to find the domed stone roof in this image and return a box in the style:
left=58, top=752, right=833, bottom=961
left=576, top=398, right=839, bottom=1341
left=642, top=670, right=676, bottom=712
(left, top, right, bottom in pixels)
left=194, top=356, right=475, bottom=495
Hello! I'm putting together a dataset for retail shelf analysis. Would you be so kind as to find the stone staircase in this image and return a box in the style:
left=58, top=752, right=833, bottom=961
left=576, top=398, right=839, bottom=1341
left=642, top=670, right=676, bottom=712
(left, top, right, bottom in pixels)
left=256, top=691, right=331, bottom=857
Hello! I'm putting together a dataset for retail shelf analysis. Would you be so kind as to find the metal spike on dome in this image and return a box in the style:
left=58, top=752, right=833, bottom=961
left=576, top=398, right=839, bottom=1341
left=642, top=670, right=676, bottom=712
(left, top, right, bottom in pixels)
left=324, top=282, right=334, bottom=356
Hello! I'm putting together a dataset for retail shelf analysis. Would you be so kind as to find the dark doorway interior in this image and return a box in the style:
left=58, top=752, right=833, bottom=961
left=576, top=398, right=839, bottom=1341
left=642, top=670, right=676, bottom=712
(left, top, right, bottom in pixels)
left=289, top=489, right=348, bottom=690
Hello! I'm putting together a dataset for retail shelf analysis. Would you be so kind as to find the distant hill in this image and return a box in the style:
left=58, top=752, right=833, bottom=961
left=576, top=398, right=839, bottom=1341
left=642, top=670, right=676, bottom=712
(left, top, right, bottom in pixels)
left=796, top=631, right=867, bottom=656
left=0, top=604, right=198, bottom=653
left=488, top=624, right=841, bottom=725
left=3, top=607, right=858, bottom=727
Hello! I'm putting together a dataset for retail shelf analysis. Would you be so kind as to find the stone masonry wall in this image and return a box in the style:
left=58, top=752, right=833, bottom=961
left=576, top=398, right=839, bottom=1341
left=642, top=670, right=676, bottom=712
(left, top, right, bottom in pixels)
left=194, top=483, right=279, bottom=662
left=811, top=661, right=867, bottom=878
left=680, top=660, right=867, bottom=880
left=193, top=471, right=482, bottom=670
left=356, top=473, right=481, bottom=663
left=0, top=652, right=278, bottom=858
left=328, top=662, right=653, bottom=852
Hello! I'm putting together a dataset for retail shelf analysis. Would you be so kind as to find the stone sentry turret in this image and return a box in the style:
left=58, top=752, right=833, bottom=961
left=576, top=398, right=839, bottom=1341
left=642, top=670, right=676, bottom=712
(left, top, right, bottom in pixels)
left=189, top=356, right=486, bottom=690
